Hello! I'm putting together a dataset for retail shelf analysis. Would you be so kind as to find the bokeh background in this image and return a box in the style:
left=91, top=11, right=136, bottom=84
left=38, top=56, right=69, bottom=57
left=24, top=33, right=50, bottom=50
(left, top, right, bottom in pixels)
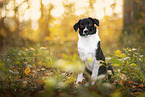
left=0, top=0, right=145, bottom=57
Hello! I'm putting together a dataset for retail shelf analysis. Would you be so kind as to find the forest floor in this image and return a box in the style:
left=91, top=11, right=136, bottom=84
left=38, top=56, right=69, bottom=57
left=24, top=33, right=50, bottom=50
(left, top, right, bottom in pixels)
left=0, top=46, right=145, bottom=97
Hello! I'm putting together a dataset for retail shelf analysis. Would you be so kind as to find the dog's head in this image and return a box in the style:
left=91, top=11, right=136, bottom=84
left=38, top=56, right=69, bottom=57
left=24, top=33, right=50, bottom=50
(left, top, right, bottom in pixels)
left=73, top=17, right=99, bottom=36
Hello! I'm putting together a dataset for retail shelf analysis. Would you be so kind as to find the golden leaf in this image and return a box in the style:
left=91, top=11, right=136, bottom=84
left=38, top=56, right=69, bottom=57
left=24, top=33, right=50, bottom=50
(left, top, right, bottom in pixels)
left=41, top=68, right=45, bottom=71
left=114, top=50, right=126, bottom=57
left=38, top=61, right=41, bottom=65
left=25, top=66, right=30, bottom=75
left=138, top=84, right=144, bottom=88
left=33, top=64, right=36, bottom=68
left=49, top=57, right=52, bottom=64
left=114, top=50, right=122, bottom=55
left=40, top=79, right=44, bottom=83
left=130, top=63, right=136, bottom=66
left=120, top=80, right=124, bottom=85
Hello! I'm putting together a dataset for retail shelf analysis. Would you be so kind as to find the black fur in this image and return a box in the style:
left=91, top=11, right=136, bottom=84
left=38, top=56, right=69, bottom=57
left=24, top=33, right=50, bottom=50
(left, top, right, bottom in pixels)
left=96, top=41, right=105, bottom=61
left=74, top=17, right=114, bottom=83
left=96, top=41, right=114, bottom=81
left=85, top=41, right=114, bottom=81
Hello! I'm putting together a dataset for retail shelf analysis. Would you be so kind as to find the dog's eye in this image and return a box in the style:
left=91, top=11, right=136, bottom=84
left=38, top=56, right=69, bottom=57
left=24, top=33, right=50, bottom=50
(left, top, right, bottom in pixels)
left=89, top=24, right=92, bottom=26
left=80, top=25, right=84, bottom=28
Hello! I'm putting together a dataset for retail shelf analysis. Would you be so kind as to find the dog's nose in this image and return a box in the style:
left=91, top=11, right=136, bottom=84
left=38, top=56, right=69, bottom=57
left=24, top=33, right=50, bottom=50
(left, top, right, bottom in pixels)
left=84, top=30, right=88, bottom=34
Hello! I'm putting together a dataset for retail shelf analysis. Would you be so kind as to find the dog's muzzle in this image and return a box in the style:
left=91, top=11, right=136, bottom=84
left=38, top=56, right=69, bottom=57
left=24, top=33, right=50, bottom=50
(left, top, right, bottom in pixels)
left=83, top=27, right=89, bottom=35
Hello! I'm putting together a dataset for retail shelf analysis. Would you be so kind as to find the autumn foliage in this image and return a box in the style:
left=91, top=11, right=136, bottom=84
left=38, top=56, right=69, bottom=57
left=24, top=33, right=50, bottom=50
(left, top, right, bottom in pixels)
left=0, top=47, right=144, bottom=97
left=0, top=0, right=145, bottom=97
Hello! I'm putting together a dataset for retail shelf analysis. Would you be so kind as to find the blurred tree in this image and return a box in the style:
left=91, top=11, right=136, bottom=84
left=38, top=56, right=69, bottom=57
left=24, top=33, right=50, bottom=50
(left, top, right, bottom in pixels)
left=0, top=0, right=8, bottom=50
left=39, top=0, right=54, bottom=39
left=123, top=0, right=145, bottom=32
left=59, top=1, right=76, bottom=38
left=89, top=0, right=96, bottom=10
left=0, top=0, right=30, bottom=50
left=123, top=0, right=145, bottom=48
left=88, top=0, right=96, bottom=16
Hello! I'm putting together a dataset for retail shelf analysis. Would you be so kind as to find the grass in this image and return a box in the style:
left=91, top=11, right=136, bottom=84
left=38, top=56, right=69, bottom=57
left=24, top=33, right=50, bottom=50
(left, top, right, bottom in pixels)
left=0, top=47, right=145, bottom=97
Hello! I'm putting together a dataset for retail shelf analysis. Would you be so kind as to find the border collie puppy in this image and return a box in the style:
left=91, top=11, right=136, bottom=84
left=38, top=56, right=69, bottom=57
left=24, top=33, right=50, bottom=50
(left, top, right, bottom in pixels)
left=73, top=17, right=114, bottom=85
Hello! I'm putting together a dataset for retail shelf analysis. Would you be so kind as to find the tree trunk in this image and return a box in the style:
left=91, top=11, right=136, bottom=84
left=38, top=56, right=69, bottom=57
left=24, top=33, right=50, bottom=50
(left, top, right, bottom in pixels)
left=123, top=0, right=145, bottom=33
left=123, top=0, right=145, bottom=48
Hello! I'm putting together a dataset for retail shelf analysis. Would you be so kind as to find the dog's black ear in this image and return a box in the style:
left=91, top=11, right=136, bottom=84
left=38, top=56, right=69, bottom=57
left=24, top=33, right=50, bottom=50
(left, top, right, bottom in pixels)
left=93, top=18, right=99, bottom=27
left=73, top=20, right=80, bottom=32
left=89, top=17, right=99, bottom=27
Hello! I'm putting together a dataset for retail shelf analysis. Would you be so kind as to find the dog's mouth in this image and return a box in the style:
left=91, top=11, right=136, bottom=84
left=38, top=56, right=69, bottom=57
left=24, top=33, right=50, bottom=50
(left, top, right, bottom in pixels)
left=80, top=32, right=92, bottom=36
left=81, top=30, right=94, bottom=36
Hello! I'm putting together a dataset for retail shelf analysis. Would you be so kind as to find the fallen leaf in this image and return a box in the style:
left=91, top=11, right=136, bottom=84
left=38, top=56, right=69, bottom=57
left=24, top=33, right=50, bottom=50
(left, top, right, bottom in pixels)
left=120, top=80, right=124, bottom=85
left=40, top=79, right=44, bottom=83
left=138, top=84, right=144, bottom=88
left=45, top=73, right=50, bottom=76
left=35, top=57, right=37, bottom=61
left=128, top=81, right=134, bottom=84
left=38, top=61, right=41, bottom=65
left=49, top=57, right=52, bottom=64
left=25, top=66, right=30, bottom=75
left=33, top=64, right=36, bottom=68
left=41, top=68, right=46, bottom=71
left=134, top=92, right=141, bottom=95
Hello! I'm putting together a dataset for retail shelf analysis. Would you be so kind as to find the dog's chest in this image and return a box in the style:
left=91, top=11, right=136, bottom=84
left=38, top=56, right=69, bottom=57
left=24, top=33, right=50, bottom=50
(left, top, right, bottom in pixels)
left=78, top=33, right=100, bottom=60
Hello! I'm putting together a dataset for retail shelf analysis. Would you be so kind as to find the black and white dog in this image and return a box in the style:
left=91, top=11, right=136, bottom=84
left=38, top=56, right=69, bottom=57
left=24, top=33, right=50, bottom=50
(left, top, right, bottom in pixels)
left=73, top=17, right=114, bottom=85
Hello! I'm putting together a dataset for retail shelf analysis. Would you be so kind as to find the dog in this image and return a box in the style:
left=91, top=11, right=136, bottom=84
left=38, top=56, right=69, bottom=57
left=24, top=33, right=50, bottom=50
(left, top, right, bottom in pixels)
left=73, top=17, right=114, bottom=85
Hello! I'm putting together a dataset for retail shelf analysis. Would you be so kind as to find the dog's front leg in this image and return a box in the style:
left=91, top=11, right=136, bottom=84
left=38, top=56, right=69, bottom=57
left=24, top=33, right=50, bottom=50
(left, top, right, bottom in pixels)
left=76, top=59, right=85, bottom=84
left=76, top=51, right=85, bottom=84
left=91, top=61, right=100, bottom=85
left=76, top=73, right=83, bottom=84
left=76, top=63, right=85, bottom=84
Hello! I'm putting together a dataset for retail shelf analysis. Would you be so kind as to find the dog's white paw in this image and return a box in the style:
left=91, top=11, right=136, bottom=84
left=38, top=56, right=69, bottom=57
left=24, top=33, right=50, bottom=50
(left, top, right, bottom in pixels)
left=91, top=81, right=95, bottom=85
left=76, top=81, right=79, bottom=84
left=91, top=75, right=97, bottom=85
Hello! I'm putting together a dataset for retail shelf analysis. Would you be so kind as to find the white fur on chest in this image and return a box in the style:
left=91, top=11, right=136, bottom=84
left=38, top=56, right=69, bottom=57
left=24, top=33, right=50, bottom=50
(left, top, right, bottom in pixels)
left=76, top=29, right=101, bottom=85
left=78, top=31, right=100, bottom=61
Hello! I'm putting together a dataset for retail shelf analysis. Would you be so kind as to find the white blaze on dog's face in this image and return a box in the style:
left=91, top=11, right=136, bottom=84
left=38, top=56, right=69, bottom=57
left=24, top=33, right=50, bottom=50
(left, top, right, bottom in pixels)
left=73, top=17, right=99, bottom=36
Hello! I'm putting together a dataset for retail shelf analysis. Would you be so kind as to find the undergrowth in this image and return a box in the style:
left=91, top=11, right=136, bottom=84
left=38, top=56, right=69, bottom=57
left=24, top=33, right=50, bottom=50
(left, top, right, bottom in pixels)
left=0, top=47, right=145, bottom=97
